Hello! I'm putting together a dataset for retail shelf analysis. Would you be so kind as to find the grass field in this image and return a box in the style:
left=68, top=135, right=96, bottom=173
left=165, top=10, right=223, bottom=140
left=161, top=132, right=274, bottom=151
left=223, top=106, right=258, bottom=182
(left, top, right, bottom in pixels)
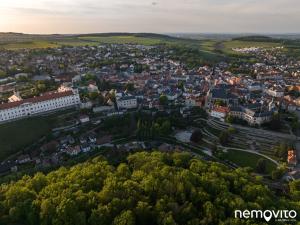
left=0, top=117, right=55, bottom=160
left=0, top=110, right=78, bottom=161
left=0, top=35, right=178, bottom=49
left=201, top=40, right=218, bottom=52
left=53, top=39, right=101, bottom=47
left=0, top=39, right=100, bottom=50
left=0, top=41, right=59, bottom=50
left=223, top=149, right=277, bottom=174
left=0, top=34, right=287, bottom=56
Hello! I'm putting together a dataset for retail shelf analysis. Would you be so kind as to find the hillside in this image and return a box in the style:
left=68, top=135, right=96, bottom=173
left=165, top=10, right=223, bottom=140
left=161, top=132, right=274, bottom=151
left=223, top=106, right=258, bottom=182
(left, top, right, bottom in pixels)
left=232, top=35, right=275, bottom=42
left=0, top=151, right=298, bottom=225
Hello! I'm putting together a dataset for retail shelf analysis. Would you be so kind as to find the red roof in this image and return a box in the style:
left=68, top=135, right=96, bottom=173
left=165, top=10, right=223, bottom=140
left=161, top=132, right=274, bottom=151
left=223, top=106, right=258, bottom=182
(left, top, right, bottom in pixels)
left=0, top=91, right=74, bottom=110
left=212, top=106, right=230, bottom=113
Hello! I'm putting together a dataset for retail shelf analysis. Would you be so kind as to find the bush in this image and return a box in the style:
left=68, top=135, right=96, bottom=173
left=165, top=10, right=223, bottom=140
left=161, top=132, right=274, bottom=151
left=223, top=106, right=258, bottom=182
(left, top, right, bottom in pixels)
left=190, top=129, right=203, bottom=143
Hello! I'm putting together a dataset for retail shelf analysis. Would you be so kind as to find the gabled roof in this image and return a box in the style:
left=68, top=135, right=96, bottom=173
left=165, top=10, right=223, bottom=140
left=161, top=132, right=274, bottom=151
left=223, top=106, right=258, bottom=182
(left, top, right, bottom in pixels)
left=0, top=90, right=75, bottom=110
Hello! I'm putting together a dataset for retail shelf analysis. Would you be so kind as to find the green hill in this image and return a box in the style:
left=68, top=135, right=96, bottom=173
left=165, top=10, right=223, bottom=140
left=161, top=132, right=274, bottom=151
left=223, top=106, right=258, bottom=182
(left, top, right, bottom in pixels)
left=232, top=35, right=277, bottom=42
left=0, top=151, right=298, bottom=225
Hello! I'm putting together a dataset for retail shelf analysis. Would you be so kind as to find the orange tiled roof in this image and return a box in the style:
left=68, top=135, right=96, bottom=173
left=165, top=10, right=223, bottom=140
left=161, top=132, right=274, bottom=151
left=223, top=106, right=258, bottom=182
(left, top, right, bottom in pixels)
left=0, top=90, right=74, bottom=110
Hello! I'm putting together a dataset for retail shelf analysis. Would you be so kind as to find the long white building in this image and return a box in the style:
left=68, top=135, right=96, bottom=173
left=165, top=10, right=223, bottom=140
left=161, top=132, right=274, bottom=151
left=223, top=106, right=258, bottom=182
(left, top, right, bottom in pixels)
left=0, top=89, right=81, bottom=123
left=116, top=96, right=137, bottom=109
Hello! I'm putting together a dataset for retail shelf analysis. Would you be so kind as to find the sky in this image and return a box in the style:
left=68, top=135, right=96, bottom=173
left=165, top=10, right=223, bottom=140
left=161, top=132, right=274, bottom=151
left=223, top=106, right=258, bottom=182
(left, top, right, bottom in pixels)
left=0, top=0, right=299, bottom=34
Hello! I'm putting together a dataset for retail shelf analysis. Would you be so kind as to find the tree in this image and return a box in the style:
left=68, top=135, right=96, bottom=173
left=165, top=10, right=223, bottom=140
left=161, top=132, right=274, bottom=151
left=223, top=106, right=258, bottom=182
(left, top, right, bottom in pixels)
left=289, top=180, right=300, bottom=201
left=215, top=100, right=226, bottom=106
left=267, top=113, right=282, bottom=130
left=211, top=144, right=218, bottom=156
left=113, top=210, right=135, bottom=225
left=0, top=152, right=298, bottom=225
left=160, top=120, right=171, bottom=136
left=225, top=116, right=234, bottom=124
left=271, top=163, right=287, bottom=180
left=274, top=142, right=289, bottom=161
left=190, top=130, right=203, bottom=143
left=125, top=83, right=135, bottom=92
left=0, top=69, right=7, bottom=78
left=227, top=127, right=237, bottom=134
left=219, top=131, right=230, bottom=146
left=256, top=158, right=267, bottom=173
left=88, top=92, right=99, bottom=101
left=159, top=95, right=168, bottom=106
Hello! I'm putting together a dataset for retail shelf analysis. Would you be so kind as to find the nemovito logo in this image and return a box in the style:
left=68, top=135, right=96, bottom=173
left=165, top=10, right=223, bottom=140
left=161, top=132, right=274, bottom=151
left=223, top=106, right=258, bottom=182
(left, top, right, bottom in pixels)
left=234, top=209, right=297, bottom=222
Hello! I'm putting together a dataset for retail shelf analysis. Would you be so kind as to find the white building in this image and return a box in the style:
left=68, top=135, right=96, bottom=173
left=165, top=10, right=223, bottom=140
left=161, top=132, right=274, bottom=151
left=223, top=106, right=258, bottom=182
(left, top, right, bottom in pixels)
left=116, top=96, right=137, bottom=109
left=265, top=87, right=284, bottom=98
left=210, top=106, right=230, bottom=121
left=0, top=89, right=81, bottom=123
left=248, top=82, right=262, bottom=92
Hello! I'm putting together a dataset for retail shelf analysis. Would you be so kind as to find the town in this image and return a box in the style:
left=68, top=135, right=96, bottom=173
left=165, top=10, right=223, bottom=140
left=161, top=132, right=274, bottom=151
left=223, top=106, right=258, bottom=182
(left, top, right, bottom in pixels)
left=0, top=39, right=300, bottom=189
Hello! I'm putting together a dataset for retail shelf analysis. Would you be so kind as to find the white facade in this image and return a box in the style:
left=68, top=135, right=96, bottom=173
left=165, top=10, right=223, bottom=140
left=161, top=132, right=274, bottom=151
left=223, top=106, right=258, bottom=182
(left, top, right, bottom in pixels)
left=248, top=84, right=262, bottom=92
left=116, top=96, right=137, bottom=109
left=0, top=89, right=81, bottom=123
left=265, top=88, right=284, bottom=98
left=211, top=110, right=227, bottom=120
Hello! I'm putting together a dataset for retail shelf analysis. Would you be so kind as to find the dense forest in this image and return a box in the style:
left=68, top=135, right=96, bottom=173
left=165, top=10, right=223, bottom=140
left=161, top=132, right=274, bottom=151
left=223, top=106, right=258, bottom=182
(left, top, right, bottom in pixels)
left=0, top=151, right=299, bottom=225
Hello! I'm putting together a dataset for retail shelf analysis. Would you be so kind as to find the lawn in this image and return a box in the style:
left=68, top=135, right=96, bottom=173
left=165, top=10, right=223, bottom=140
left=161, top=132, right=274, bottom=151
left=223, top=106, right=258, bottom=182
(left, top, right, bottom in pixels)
left=0, top=117, right=56, bottom=160
left=0, top=108, right=80, bottom=161
left=223, top=149, right=277, bottom=174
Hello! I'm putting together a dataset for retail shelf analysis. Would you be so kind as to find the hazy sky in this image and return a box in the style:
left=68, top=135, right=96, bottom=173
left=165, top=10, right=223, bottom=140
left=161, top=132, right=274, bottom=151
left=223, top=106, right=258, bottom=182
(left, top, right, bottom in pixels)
left=0, top=0, right=299, bottom=34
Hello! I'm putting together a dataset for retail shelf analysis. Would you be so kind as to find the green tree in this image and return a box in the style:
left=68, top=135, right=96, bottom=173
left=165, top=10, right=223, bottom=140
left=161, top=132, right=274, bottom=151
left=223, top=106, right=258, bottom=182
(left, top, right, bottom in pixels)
left=256, top=158, right=267, bottom=173
left=219, top=131, right=230, bottom=146
left=159, top=95, right=168, bottom=106
left=190, top=129, right=203, bottom=143
left=113, top=210, right=135, bottom=225
left=0, top=69, right=7, bottom=78
left=125, top=83, right=135, bottom=92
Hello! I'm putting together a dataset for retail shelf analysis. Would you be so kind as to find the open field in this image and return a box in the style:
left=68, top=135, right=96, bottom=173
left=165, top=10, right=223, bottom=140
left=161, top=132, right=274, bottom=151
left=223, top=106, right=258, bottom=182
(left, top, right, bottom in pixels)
left=0, top=41, right=59, bottom=50
left=78, top=35, right=168, bottom=45
left=0, top=39, right=100, bottom=50
left=0, top=33, right=292, bottom=56
left=54, top=40, right=99, bottom=47
left=0, top=33, right=299, bottom=63
left=223, top=149, right=277, bottom=174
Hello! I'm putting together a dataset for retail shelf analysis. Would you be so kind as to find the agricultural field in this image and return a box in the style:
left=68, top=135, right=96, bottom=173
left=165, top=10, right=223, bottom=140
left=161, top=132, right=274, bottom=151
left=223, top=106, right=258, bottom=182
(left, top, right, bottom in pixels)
left=0, top=39, right=100, bottom=50
left=0, top=34, right=188, bottom=49
left=0, top=41, right=59, bottom=50
left=78, top=35, right=172, bottom=45
left=53, top=39, right=100, bottom=47
left=0, top=33, right=288, bottom=56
